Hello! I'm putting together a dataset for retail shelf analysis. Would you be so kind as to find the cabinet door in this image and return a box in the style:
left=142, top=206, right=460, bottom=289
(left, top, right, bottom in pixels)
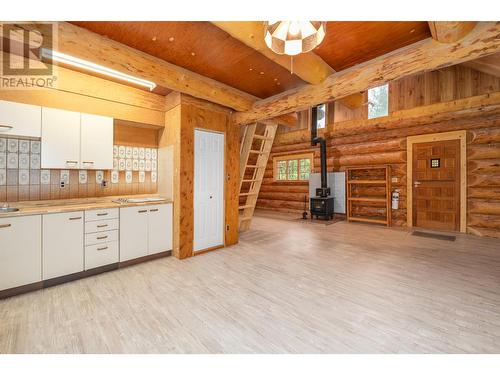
left=0, top=215, right=42, bottom=291
left=42, top=212, right=84, bottom=279
left=0, top=100, right=41, bottom=137
left=80, top=113, right=113, bottom=170
left=119, top=206, right=149, bottom=261
left=41, top=107, right=81, bottom=169
left=148, top=203, right=173, bottom=255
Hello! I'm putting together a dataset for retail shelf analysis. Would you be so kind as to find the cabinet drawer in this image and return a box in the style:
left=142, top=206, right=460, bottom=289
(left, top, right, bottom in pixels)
left=85, top=230, right=118, bottom=246
left=85, top=208, right=119, bottom=222
left=85, top=241, right=119, bottom=270
left=85, top=218, right=119, bottom=234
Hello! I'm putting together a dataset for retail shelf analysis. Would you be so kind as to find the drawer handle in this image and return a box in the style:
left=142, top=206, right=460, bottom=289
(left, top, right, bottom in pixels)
left=150, top=208, right=159, bottom=212
left=97, top=213, right=108, bottom=216
left=0, top=223, right=12, bottom=229
left=97, top=246, right=108, bottom=251
left=83, top=161, right=94, bottom=164
left=69, top=217, right=82, bottom=220
left=97, top=224, right=108, bottom=228
left=66, top=160, right=78, bottom=164
left=138, top=210, right=147, bottom=213
left=97, top=235, right=108, bottom=240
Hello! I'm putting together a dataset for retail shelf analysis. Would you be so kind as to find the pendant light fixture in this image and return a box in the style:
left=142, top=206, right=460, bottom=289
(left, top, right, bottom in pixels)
left=264, top=21, right=326, bottom=56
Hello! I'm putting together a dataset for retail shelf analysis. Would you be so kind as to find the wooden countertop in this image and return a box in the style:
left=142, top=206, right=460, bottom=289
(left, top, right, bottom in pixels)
left=0, top=195, right=173, bottom=218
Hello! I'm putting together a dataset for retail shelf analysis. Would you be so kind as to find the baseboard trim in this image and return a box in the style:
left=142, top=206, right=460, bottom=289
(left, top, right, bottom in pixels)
left=1, top=250, right=172, bottom=300
left=119, top=250, right=172, bottom=268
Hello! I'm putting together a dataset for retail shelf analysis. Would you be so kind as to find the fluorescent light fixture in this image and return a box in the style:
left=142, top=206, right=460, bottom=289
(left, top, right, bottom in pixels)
left=42, top=49, right=157, bottom=91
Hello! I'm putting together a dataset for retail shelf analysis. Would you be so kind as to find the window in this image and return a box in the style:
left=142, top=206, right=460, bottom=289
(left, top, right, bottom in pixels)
left=274, top=153, right=313, bottom=181
left=315, top=103, right=327, bottom=129
left=367, top=83, right=389, bottom=119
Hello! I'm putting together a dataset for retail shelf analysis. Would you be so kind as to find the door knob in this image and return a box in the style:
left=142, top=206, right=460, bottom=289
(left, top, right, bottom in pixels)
left=414, top=181, right=421, bottom=187
left=209, top=196, right=213, bottom=199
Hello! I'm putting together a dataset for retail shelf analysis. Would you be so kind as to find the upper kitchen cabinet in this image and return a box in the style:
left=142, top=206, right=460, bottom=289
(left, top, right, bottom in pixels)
left=0, top=100, right=42, bottom=137
left=41, top=107, right=81, bottom=169
left=41, top=108, right=114, bottom=170
left=81, top=113, right=113, bottom=170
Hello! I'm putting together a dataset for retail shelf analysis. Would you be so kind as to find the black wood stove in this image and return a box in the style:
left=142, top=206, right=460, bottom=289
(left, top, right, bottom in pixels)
left=310, top=106, right=334, bottom=220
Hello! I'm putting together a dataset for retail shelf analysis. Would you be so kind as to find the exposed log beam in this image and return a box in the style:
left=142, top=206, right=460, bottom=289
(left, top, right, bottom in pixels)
left=428, top=21, right=477, bottom=43
left=8, top=22, right=295, bottom=126
left=27, top=22, right=256, bottom=111
left=211, top=21, right=334, bottom=84
left=463, top=52, right=500, bottom=77
left=233, top=22, right=500, bottom=125
left=329, top=91, right=500, bottom=137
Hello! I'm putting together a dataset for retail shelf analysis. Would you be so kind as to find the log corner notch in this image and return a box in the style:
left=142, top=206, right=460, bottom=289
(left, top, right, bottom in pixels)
left=428, top=21, right=478, bottom=43
left=233, top=21, right=500, bottom=126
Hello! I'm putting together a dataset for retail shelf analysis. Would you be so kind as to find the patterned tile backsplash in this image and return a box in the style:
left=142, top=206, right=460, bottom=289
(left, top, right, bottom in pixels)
left=0, top=138, right=158, bottom=202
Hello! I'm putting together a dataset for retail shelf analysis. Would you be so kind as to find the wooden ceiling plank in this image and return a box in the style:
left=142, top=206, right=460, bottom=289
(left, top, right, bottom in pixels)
left=211, top=21, right=334, bottom=84
left=428, top=21, right=477, bottom=43
left=233, top=22, right=500, bottom=125
left=31, top=21, right=257, bottom=111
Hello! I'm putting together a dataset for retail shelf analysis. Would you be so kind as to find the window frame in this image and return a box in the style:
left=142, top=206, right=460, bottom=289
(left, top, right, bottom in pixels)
left=315, top=103, right=327, bottom=129
left=273, top=153, right=314, bottom=182
left=367, top=83, right=389, bottom=120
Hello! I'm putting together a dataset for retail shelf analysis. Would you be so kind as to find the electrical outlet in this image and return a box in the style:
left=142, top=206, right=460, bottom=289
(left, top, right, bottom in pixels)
left=60, top=181, right=66, bottom=188
left=391, top=177, right=398, bottom=183
left=226, top=225, right=230, bottom=231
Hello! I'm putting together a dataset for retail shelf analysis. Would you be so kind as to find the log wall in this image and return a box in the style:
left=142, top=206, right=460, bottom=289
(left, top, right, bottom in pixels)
left=256, top=65, right=500, bottom=238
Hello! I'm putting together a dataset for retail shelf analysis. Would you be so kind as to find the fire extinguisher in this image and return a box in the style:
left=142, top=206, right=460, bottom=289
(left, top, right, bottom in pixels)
left=392, top=190, right=400, bottom=210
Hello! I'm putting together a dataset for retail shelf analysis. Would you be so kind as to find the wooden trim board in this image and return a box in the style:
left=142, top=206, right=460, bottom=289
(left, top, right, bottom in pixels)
left=406, top=131, right=467, bottom=233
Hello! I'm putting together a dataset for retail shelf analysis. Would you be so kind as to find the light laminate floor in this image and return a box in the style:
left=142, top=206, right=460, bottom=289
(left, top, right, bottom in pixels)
left=1, top=213, right=500, bottom=353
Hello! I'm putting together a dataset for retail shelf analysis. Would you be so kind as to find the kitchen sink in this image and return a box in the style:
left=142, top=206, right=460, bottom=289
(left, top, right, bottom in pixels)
left=0, top=207, right=20, bottom=213
left=113, top=197, right=166, bottom=204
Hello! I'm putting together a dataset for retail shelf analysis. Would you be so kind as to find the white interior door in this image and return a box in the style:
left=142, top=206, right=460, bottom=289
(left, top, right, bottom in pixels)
left=194, top=129, right=224, bottom=252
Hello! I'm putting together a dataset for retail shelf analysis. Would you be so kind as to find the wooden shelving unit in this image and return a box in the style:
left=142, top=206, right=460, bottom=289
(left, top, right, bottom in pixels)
left=346, top=165, right=391, bottom=227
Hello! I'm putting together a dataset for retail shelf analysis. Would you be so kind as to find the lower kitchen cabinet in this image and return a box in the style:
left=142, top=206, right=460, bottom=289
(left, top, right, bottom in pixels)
left=0, top=215, right=42, bottom=290
left=85, top=241, right=119, bottom=270
left=42, top=211, right=84, bottom=280
left=119, top=206, right=149, bottom=261
left=120, top=203, right=173, bottom=261
left=148, top=203, right=173, bottom=255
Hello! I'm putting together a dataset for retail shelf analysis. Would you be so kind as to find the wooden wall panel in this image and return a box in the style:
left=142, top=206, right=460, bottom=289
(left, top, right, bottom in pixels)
left=257, top=66, right=500, bottom=238
left=0, top=60, right=167, bottom=126
left=159, top=93, right=238, bottom=259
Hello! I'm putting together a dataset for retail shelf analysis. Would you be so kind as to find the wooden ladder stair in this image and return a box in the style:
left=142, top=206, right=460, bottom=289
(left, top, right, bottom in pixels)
left=238, top=122, right=278, bottom=231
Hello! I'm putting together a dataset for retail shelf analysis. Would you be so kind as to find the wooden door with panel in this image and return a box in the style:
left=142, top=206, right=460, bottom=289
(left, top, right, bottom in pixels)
left=412, top=140, right=461, bottom=231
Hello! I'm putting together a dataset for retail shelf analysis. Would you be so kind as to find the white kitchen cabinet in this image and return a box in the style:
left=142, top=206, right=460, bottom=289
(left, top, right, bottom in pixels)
left=0, top=100, right=41, bottom=137
left=85, top=241, right=119, bottom=271
left=42, top=211, right=84, bottom=279
left=0, top=215, right=42, bottom=291
left=148, top=204, right=173, bottom=255
left=119, top=206, right=149, bottom=261
left=41, top=107, right=81, bottom=169
left=120, top=203, right=173, bottom=261
left=80, top=113, right=114, bottom=170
